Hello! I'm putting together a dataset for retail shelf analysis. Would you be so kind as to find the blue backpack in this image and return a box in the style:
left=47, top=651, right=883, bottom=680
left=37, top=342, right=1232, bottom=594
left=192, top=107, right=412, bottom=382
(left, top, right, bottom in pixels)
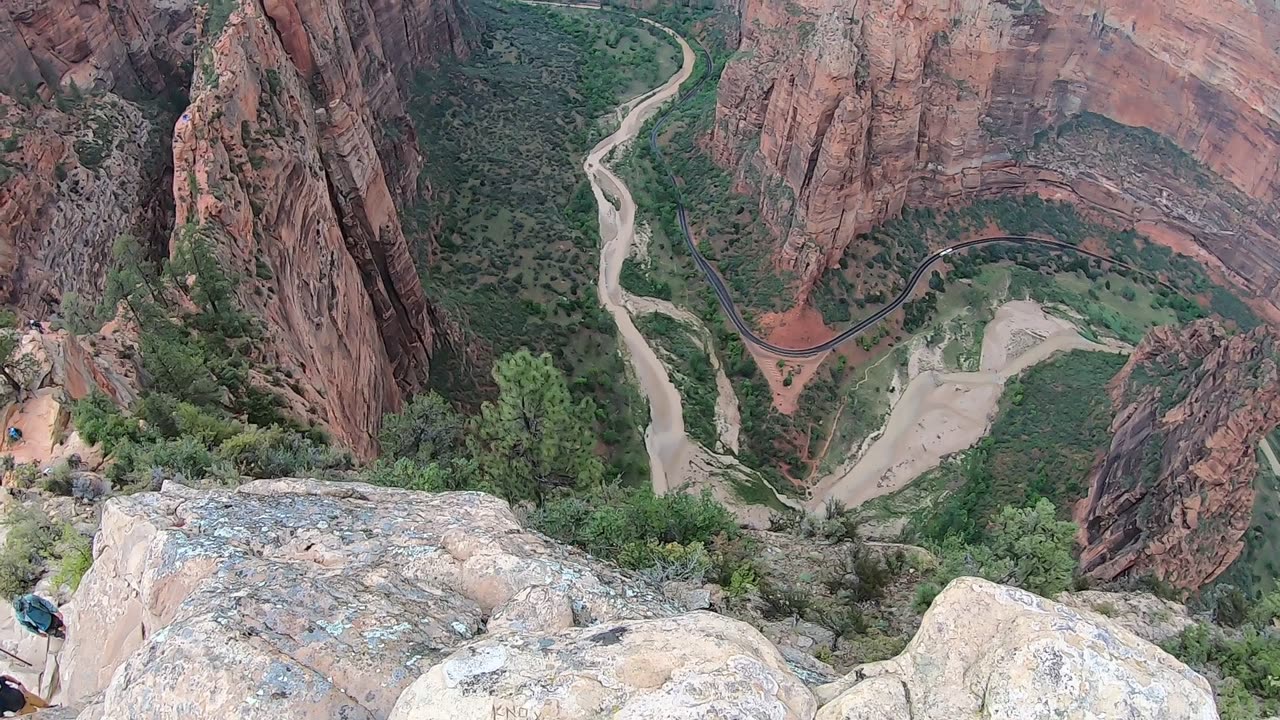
left=13, top=594, right=60, bottom=636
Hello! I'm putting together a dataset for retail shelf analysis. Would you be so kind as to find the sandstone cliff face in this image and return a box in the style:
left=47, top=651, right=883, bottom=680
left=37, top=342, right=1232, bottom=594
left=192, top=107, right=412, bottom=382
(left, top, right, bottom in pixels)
left=49, top=480, right=1214, bottom=720
left=712, top=0, right=1280, bottom=307
left=1076, top=320, right=1280, bottom=590
left=171, top=0, right=459, bottom=456
left=0, top=0, right=195, bottom=98
left=0, top=93, right=160, bottom=314
left=2, top=0, right=470, bottom=456
left=0, top=0, right=192, bottom=318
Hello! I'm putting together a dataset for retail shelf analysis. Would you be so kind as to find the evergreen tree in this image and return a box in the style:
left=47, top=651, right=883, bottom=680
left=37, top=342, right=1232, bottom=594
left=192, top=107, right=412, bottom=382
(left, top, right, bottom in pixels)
left=468, top=349, right=604, bottom=503
left=985, top=499, right=1077, bottom=596
left=379, top=392, right=465, bottom=463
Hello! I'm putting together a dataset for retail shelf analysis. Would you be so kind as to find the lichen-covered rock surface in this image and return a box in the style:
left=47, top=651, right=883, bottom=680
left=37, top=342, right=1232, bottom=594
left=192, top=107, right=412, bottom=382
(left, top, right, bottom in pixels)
left=44, top=482, right=1218, bottom=720
left=390, top=612, right=819, bottom=720
left=54, top=479, right=677, bottom=718
left=814, top=577, right=1217, bottom=720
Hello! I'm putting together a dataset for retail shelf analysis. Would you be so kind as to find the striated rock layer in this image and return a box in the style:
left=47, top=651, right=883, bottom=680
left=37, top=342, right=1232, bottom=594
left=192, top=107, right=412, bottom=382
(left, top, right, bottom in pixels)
left=49, top=481, right=1215, bottom=720
left=1076, top=319, right=1280, bottom=590
left=170, top=0, right=470, bottom=456
left=0, top=0, right=195, bottom=98
left=0, top=93, right=159, bottom=314
left=1, top=0, right=471, bottom=457
left=712, top=0, right=1280, bottom=308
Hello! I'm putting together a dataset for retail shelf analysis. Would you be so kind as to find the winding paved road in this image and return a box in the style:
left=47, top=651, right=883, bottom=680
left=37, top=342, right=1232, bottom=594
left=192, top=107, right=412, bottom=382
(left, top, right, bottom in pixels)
left=649, top=46, right=1174, bottom=358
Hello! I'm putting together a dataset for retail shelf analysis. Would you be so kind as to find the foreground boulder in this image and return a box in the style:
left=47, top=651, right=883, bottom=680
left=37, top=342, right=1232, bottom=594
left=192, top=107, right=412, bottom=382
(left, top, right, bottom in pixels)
left=391, top=612, right=817, bottom=719
left=55, top=479, right=681, bottom=718
left=815, top=577, right=1217, bottom=720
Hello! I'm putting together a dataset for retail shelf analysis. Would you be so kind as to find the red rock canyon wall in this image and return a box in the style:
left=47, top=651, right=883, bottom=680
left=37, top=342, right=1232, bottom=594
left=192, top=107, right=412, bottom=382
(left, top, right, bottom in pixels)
left=711, top=0, right=1280, bottom=308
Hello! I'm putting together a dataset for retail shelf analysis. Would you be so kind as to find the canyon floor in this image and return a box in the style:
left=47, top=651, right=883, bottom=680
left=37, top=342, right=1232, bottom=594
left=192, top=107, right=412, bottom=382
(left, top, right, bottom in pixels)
left=807, top=301, right=1129, bottom=510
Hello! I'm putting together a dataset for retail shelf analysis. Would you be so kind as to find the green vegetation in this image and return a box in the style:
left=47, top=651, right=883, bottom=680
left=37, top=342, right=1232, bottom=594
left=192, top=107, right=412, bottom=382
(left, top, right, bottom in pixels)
left=814, top=196, right=1255, bottom=339
left=930, top=499, right=1078, bottom=598
left=1165, top=583, right=1280, bottom=719
left=377, top=392, right=465, bottom=466
left=70, top=233, right=347, bottom=490
left=468, top=350, right=605, bottom=503
left=531, top=484, right=737, bottom=576
left=884, top=351, right=1127, bottom=541
left=620, top=258, right=673, bottom=300
left=0, top=310, right=35, bottom=399
left=634, top=314, right=719, bottom=448
left=199, top=0, right=240, bottom=38
left=362, top=350, right=605, bottom=504
left=0, top=507, right=90, bottom=598
left=1214, top=434, right=1280, bottom=596
left=921, top=351, right=1125, bottom=539
left=52, top=524, right=93, bottom=591
left=360, top=348, right=747, bottom=582
left=406, top=0, right=681, bottom=482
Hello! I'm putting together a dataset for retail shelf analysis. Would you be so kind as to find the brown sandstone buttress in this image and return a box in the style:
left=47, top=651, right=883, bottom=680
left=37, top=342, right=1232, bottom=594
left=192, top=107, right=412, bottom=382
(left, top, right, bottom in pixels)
left=172, top=0, right=472, bottom=457
left=711, top=0, right=1280, bottom=308
left=0, top=0, right=471, bottom=458
left=1075, top=320, right=1280, bottom=590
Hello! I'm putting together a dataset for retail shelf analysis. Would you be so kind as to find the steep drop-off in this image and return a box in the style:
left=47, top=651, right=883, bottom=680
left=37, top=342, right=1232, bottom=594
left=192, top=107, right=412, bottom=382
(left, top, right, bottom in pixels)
left=1076, top=319, right=1280, bottom=590
left=711, top=0, right=1280, bottom=310
left=41, top=478, right=1214, bottom=719
left=0, top=0, right=472, bottom=457
left=172, top=0, right=471, bottom=456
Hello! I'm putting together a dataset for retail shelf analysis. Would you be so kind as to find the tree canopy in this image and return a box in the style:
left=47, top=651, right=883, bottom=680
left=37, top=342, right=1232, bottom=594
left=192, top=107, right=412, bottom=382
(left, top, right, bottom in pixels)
left=468, top=349, right=605, bottom=502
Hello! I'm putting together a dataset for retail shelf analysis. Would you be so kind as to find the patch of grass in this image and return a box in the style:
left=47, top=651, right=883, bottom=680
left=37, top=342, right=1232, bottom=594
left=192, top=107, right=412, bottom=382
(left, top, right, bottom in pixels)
left=918, top=350, right=1127, bottom=541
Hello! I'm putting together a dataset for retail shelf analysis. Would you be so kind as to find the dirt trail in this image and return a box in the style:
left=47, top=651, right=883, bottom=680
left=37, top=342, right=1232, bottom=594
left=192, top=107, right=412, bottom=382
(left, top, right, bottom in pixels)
left=808, top=301, right=1130, bottom=510
left=584, top=15, right=697, bottom=495
left=627, top=294, right=741, bottom=453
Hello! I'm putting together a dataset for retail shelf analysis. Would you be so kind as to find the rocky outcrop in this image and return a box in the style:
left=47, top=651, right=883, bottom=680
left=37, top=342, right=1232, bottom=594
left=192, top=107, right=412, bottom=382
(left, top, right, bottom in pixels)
left=0, top=0, right=195, bottom=98
left=45, top=481, right=1216, bottom=720
left=712, top=0, right=1280, bottom=307
left=1076, top=320, right=1280, bottom=589
left=814, top=577, right=1216, bottom=720
left=391, top=612, right=819, bottom=719
left=168, top=0, right=470, bottom=456
left=55, top=479, right=678, bottom=717
left=0, top=93, right=157, bottom=315
left=1058, top=589, right=1198, bottom=646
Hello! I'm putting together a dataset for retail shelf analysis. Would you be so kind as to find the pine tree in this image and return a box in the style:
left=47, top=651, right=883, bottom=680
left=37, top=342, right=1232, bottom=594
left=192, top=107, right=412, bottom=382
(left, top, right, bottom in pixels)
left=468, top=350, right=604, bottom=503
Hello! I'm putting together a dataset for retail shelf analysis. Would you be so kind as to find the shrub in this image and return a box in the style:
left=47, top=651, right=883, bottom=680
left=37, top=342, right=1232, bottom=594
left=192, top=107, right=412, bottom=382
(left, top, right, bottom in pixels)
left=378, top=392, right=465, bottom=464
left=0, top=507, right=57, bottom=598
left=759, top=580, right=813, bottom=620
left=217, top=426, right=350, bottom=479
left=51, top=524, right=92, bottom=591
left=9, top=463, right=40, bottom=490
left=1214, top=586, right=1251, bottom=628
left=72, top=393, right=140, bottom=451
left=39, top=462, right=75, bottom=496
left=726, top=565, right=759, bottom=598
left=913, top=581, right=942, bottom=612
left=359, top=458, right=449, bottom=492
left=530, top=485, right=737, bottom=563
left=618, top=540, right=712, bottom=583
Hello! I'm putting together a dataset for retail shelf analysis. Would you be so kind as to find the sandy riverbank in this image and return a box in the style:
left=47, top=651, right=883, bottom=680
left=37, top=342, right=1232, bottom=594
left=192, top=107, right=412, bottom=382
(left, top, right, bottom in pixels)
left=807, top=301, right=1130, bottom=510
